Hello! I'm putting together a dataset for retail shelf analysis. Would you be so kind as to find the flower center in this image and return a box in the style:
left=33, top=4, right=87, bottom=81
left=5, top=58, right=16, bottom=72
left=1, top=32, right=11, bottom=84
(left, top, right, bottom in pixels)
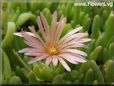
left=49, top=47, right=57, bottom=55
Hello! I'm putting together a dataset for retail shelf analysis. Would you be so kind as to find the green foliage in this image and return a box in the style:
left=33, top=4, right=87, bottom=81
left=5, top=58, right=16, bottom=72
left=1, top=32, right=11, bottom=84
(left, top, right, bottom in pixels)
left=8, top=76, right=22, bottom=84
left=2, top=22, right=16, bottom=47
left=105, top=60, right=114, bottom=84
left=16, top=12, right=36, bottom=29
left=1, top=1, right=114, bottom=85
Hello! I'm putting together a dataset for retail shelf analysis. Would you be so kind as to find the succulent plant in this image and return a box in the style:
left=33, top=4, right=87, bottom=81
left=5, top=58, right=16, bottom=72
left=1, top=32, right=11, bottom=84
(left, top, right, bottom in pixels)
left=1, top=1, right=114, bottom=85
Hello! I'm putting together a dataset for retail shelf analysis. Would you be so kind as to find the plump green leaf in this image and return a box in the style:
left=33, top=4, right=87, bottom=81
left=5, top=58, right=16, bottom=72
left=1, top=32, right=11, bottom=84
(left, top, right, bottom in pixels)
left=16, top=12, right=36, bottom=29
left=103, top=12, right=114, bottom=47
left=2, top=22, right=16, bottom=47
left=52, top=74, right=64, bottom=84
left=42, top=8, right=52, bottom=25
left=84, top=68, right=94, bottom=84
left=8, top=76, right=22, bottom=84
left=109, top=43, right=114, bottom=58
left=88, top=46, right=102, bottom=61
left=105, top=60, right=114, bottom=83
left=91, top=15, right=100, bottom=39
left=82, top=17, right=91, bottom=31
left=89, top=60, right=104, bottom=84
left=2, top=50, right=12, bottom=83
left=28, top=71, right=38, bottom=84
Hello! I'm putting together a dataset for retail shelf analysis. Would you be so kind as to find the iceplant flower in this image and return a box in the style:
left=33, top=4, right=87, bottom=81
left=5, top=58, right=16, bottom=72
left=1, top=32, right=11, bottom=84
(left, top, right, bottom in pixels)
left=14, top=11, right=91, bottom=71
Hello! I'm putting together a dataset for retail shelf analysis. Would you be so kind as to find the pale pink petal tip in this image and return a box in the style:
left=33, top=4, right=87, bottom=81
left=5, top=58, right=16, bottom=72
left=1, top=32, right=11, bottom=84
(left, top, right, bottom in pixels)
left=59, top=58, right=71, bottom=72
left=14, top=32, right=36, bottom=37
left=52, top=56, right=58, bottom=66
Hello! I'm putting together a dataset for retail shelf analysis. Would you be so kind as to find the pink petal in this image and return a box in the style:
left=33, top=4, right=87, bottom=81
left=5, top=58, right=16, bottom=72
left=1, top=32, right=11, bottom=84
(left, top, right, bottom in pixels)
left=40, top=12, right=50, bottom=37
left=45, top=57, right=52, bottom=65
left=59, top=54, right=78, bottom=64
left=59, top=42, right=88, bottom=50
left=60, top=27, right=82, bottom=42
left=28, top=27, right=48, bottom=49
left=59, top=53, right=86, bottom=63
left=60, top=33, right=87, bottom=44
left=58, top=57, right=71, bottom=71
left=65, top=43, right=88, bottom=49
left=61, top=49, right=87, bottom=56
left=50, top=11, right=57, bottom=42
left=52, top=56, right=58, bottom=66
left=55, top=17, right=66, bottom=43
left=18, top=48, right=39, bottom=53
left=28, top=54, right=48, bottom=64
left=21, top=31, right=42, bottom=46
left=24, top=40, right=42, bottom=49
left=37, top=16, right=46, bottom=39
left=78, top=38, right=92, bottom=43
left=24, top=52, right=43, bottom=56
left=14, top=32, right=36, bottom=37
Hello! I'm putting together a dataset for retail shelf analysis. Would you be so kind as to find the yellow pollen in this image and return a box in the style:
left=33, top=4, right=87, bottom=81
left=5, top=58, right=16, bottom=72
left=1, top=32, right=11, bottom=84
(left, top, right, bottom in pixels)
left=49, top=47, right=57, bottom=55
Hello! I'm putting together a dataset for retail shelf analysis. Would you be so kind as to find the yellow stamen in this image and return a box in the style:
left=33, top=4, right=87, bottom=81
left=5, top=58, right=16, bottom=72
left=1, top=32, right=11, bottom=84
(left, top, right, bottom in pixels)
left=49, top=47, right=57, bottom=55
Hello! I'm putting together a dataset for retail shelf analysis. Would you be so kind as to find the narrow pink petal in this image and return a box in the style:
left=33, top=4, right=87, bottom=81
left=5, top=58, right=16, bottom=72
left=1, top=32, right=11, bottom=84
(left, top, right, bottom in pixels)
left=24, top=40, right=42, bottom=49
left=52, top=56, right=58, bottom=66
left=21, top=31, right=45, bottom=50
left=18, top=48, right=39, bottom=53
left=37, top=16, right=46, bottom=39
left=78, top=38, right=92, bottom=43
left=21, top=31, right=41, bottom=45
left=61, top=49, right=87, bottom=56
left=58, top=57, right=71, bottom=71
left=45, top=57, right=52, bottom=65
left=40, top=12, right=50, bottom=37
left=59, top=42, right=88, bottom=50
left=71, top=54, right=87, bottom=63
left=24, top=52, right=43, bottom=57
left=60, top=26, right=82, bottom=42
left=28, top=54, right=48, bottom=64
left=54, top=17, right=66, bottom=44
left=59, top=53, right=86, bottom=63
left=50, top=11, right=57, bottom=43
left=28, top=26, right=47, bottom=49
left=59, top=33, right=87, bottom=44
left=14, top=32, right=36, bottom=37
left=59, top=54, right=78, bottom=64
left=64, top=43, right=88, bottom=49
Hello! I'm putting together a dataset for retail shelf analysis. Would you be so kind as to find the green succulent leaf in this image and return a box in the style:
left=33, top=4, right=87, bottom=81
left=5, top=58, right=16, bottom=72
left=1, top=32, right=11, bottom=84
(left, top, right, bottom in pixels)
left=105, top=60, right=114, bottom=84
left=8, top=76, right=22, bottom=84
left=88, top=46, right=102, bottom=61
left=103, top=12, right=114, bottom=47
left=109, top=43, right=114, bottom=59
left=2, top=50, right=12, bottom=83
left=42, top=8, right=52, bottom=25
left=2, top=22, right=16, bottom=47
left=89, top=60, right=104, bottom=84
left=16, top=12, right=36, bottom=29
left=53, top=74, right=64, bottom=84
left=91, top=15, right=100, bottom=39
left=84, top=68, right=94, bottom=84
left=28, top=71, right=38, bottom=84
left=15, top=66, right=29, bottom=83
left=82, top=17, right=91, bottom=31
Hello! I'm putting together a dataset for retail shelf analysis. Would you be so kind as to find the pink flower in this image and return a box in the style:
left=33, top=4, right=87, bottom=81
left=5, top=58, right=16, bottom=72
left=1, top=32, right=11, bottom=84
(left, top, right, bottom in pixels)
left=14, top=11, right=91, bottom=71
